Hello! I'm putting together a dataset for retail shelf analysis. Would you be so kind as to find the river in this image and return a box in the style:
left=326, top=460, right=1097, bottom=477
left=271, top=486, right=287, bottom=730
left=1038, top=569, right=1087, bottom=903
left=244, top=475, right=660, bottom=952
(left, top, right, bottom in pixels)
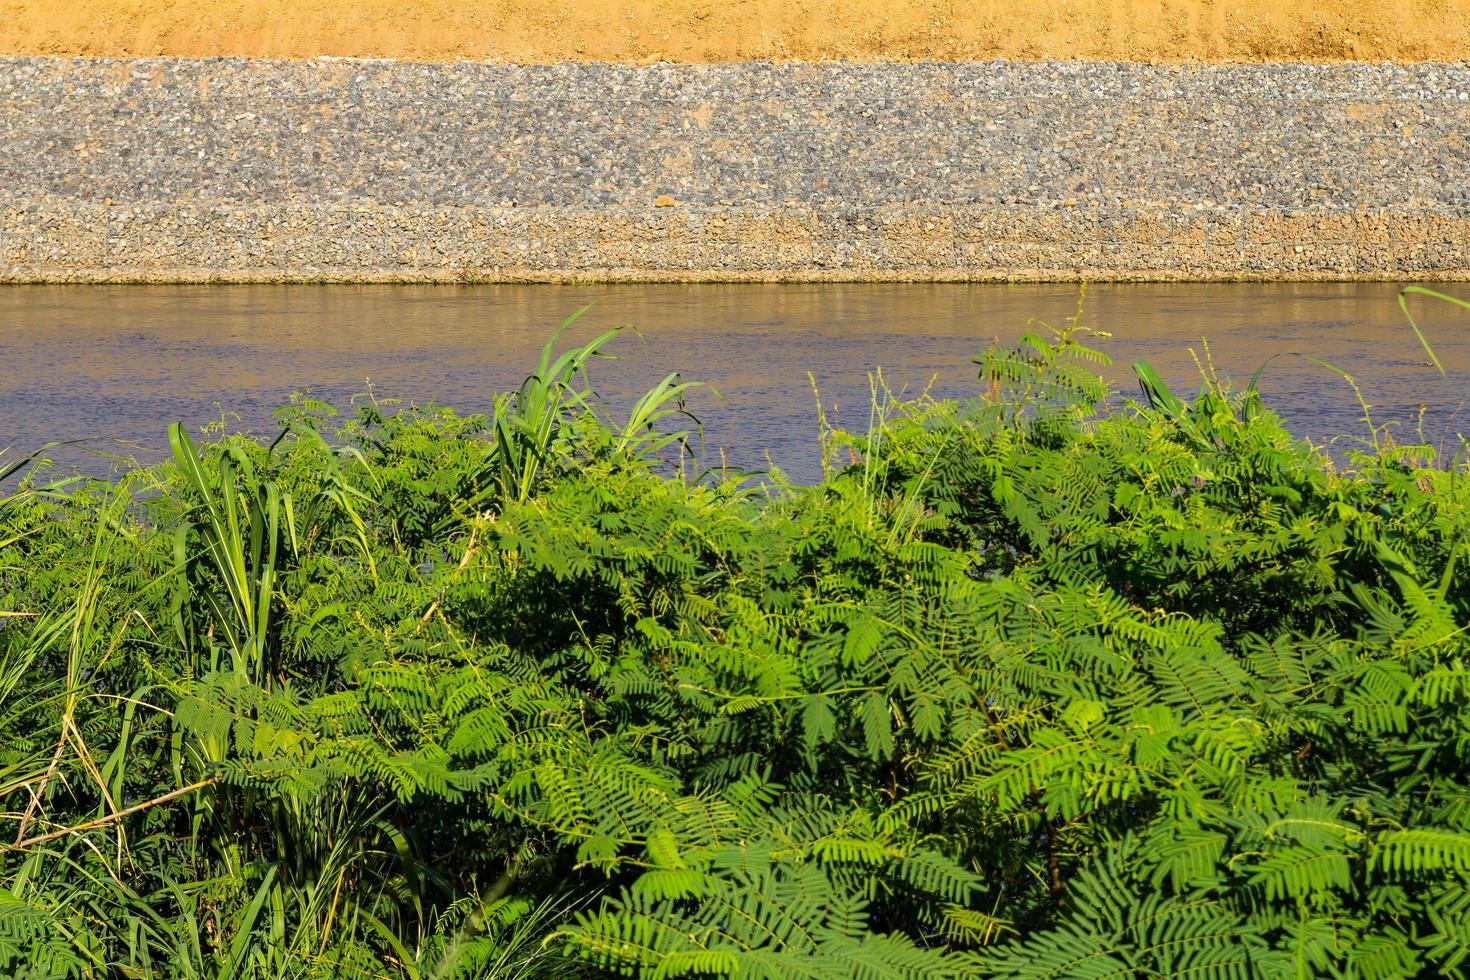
left=3, top=282, right=1467, bottom=483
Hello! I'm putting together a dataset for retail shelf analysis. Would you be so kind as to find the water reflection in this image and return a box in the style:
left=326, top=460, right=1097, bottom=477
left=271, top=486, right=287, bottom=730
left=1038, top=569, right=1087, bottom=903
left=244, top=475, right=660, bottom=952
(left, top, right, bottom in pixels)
left=2, top=282, right=1467, bottom=483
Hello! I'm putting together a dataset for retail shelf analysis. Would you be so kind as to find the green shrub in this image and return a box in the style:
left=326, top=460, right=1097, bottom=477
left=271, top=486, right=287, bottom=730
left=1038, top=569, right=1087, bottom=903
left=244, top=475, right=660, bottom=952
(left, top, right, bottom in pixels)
left=2, top=315, right=1469, bottom=978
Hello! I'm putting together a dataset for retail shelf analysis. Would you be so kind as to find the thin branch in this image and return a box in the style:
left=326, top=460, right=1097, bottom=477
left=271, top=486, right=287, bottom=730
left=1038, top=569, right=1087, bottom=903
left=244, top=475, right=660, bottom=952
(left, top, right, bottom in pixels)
left=8, top=777, right=217, bottom=851
left=14, top=728, right=68, bottom=845
left=420, top=525, right=480, bottom=624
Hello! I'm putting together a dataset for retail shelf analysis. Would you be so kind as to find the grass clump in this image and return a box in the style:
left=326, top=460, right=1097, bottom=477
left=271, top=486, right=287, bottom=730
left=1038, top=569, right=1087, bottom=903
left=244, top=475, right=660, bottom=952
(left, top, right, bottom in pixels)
left=2, top=311, right=1470, bottom=978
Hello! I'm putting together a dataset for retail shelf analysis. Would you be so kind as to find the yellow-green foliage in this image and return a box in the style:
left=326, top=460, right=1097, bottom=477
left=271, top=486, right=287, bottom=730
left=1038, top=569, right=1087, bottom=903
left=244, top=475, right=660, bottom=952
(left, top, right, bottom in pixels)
left=2, top=323, right=1469, bottom=978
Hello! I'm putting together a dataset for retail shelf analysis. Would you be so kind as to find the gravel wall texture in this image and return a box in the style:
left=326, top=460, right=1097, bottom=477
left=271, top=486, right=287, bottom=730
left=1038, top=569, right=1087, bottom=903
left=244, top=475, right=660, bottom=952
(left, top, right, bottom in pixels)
left=2, top=57, right=1468, bottom=282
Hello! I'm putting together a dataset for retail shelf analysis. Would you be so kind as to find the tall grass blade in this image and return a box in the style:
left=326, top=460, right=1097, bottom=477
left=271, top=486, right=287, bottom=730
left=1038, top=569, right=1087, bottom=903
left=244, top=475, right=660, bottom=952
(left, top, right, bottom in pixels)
left=1397, top=285, right=1470, bottom=378
left=1132, top=359, right=1186, bottom=416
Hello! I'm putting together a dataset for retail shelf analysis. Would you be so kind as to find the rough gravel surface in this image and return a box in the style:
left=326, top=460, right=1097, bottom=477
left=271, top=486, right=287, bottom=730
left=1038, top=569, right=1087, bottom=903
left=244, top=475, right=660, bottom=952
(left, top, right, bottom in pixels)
left=2, top=58, right=1468, bottom=282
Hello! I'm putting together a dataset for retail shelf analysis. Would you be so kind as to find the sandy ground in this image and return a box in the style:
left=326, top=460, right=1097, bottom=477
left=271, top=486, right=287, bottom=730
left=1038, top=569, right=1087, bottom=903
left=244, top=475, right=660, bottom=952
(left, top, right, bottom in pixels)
left=1, top=0, right=1466, bottom=63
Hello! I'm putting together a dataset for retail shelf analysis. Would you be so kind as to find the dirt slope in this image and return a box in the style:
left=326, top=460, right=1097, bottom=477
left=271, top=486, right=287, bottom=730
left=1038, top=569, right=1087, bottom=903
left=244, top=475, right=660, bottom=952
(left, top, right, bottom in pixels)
left=1, top=0, right=1466, bottom=63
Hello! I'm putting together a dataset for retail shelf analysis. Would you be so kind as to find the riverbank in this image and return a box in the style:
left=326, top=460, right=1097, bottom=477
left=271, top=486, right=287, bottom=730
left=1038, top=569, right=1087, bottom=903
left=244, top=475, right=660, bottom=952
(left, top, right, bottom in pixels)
left=3, top=58, right=1468, bottom=283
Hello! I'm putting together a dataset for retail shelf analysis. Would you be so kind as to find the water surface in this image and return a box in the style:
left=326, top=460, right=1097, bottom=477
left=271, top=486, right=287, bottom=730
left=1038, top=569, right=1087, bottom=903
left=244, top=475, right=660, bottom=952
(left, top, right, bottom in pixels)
left=3, top=282, right=1468, bottom=483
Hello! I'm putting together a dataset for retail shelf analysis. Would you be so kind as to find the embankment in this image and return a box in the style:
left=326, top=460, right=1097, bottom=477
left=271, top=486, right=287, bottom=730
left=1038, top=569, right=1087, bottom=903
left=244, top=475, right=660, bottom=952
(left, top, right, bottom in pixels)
left=3, top=0, right=1467, bottom=64
left=3, top=58, right=1468, bottom=283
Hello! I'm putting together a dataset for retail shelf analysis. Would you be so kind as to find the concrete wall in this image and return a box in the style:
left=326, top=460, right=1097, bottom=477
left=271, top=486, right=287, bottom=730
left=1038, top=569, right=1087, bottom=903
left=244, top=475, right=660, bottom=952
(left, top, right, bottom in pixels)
left=2, top=58, right=1468, bottom=282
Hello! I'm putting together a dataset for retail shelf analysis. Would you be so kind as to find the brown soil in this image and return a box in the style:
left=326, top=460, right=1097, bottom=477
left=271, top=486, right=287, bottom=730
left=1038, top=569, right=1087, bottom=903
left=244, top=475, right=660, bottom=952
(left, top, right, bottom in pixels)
left=1, top=0, right=1466, bottom=63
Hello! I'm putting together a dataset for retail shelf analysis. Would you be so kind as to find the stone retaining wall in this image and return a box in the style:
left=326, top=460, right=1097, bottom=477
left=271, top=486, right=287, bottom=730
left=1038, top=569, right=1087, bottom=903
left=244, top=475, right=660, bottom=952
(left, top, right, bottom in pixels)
left=3, top=58, right=1468, bottom=282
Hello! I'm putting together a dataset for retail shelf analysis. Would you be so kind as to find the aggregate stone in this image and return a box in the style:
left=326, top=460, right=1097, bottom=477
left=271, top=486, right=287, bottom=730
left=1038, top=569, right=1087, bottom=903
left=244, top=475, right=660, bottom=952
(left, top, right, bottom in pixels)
left=1, top=57, right=1468, bottom=282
